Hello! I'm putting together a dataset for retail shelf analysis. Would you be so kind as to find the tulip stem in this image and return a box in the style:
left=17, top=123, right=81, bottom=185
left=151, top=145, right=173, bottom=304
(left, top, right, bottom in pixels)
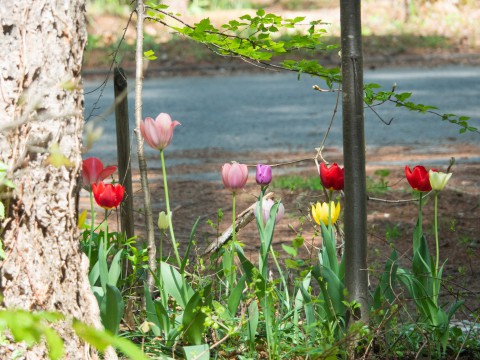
left=433, top=191, right=440, bottom=303
left=328, top=189, right=333, bottom=228
left=232, top=191, right=237, bottom=243
left=160, top=149, right=182, bottom=269
left=105, top=209, right=108, bottom=251
left=418, top=192, right=423, bottom=235
left=88, top=190, right=95, bottom=262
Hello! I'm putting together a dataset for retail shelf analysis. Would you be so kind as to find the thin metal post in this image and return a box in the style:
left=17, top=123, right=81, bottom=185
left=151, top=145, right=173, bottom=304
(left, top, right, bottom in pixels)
left=340, top=0, right=369, bottom=324
left=114, top=67, right=135, bottom=240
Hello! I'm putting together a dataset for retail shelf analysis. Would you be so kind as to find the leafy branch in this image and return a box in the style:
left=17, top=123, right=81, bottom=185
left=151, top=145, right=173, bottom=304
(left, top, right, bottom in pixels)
left=364, top=83, right=478, bottom=134
left=143, top=4, right=477, bottom=134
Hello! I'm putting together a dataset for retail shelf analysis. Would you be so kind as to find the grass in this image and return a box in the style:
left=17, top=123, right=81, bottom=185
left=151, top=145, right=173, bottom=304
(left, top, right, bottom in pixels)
left=271, top=174, right=323, bottom=192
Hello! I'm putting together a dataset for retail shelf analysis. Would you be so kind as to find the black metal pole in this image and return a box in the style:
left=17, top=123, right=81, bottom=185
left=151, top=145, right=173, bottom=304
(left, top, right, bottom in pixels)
left=114, top=67, right=135, bottom=241
left=340, top=0, right=369, bottom=323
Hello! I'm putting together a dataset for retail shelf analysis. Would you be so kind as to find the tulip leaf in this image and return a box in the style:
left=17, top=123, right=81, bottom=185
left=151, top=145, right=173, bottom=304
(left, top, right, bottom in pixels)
left=160, top=261, right=194, bottom=308
left=183, top=344, right=210, bottom=360
left=181, top=217, right=200, bottom=274
left=228, top=274, right=245, bottom=316
left=183, top=283, right=212, bottom=345
left=100, top=284, right=124, bottom=335
left=143, top=283, right=161, bottom=336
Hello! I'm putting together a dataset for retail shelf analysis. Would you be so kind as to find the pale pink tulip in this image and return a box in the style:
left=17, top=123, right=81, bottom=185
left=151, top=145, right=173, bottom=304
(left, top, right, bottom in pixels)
left=140, top=113, right=181, bottom=150
left=261, top=199, right=284, bottom=224
left=221, top=162, right=248, bottom=192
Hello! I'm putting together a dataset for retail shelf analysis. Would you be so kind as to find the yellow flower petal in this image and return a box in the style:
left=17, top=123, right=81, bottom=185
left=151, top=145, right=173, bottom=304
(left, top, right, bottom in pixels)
left=311, top=201, right=341, bottom=225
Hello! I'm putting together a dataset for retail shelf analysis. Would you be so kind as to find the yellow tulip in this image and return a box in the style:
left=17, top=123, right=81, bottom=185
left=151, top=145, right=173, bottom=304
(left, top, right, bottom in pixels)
left=311, top=201, right=341, bottom=225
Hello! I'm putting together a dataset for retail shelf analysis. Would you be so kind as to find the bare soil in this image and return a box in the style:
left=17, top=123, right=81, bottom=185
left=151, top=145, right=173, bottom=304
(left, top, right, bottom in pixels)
left=81, top=144, right=480, bottom=322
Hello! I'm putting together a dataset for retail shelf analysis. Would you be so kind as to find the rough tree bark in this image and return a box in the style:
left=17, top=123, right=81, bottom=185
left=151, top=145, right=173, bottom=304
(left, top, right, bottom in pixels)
left=0, top=1, right=112, bottom=358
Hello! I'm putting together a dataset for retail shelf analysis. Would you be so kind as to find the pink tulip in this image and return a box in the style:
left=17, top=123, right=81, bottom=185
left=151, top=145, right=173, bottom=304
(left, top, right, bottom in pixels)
left=261, top=199, right=284, bottom=224
left=82, top=157, right=117, bottom=191
left=140, top=113, right=181, bottom=150
left=221, top=162, right=248, bottom=192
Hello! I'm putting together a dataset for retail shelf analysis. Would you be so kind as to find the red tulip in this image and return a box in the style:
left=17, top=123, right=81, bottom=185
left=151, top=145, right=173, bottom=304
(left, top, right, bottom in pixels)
left=221, top=162, right=248, bottom=192
left=82, top=157, right=117, bottom=191
left=320, top=162, right=344, bottom=191
left=405, top=165, right=432, bottom=192
left=140, top=113, right=181, bottom=150
left=92, top=181, right=125, bottom=210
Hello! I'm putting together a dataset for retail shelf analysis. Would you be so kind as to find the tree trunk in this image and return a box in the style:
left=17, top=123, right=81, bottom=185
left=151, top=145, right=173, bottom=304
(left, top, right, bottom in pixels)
left=340, top=0, right=369, bottom=324
left=0, top=1, right=111, bottom=358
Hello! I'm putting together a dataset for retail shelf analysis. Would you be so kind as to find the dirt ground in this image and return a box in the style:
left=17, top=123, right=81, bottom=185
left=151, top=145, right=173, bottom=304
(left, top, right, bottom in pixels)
left=81, top=143, right=480, bottom=322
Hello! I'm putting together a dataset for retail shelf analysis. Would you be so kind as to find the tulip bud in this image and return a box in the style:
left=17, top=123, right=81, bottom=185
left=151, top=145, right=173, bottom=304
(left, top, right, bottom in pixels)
left=157, top=211, right=169, bottom=230
left=320, top=162, right=344, bottom=191
left=260, top=199, right=285, bottom=225
left=256, top=164, right=272, bottom=186
left=429, top=170, right=452, bottom=191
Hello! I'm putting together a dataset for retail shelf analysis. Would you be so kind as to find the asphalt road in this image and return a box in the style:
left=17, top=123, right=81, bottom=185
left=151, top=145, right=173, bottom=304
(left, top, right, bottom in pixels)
left=84, top=65, right=480, bottom=166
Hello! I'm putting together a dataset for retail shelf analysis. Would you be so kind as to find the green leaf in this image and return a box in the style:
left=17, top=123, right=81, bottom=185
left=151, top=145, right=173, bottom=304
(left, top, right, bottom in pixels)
left=181, top=217, right=200, bottom=273
left=73, top=320, right=149, bottom=360
left=228, top=274, right=245, bottom=316
left=98, top=240, right=108, bottom=291
left=144, top=49, right=157, bottom=60
left=100, top=284, right=124, bottom=335
left=247, top=300, right=259, bottom=351
left=182, top=284, right=212, bottom=345
left=183, top=344, right=210, bottom=360
left=160, top=261, right=194, bottom=308
left=282, top=244, right=297, bottom=257
left=256, top=9, right=265, bottom=16
left=108, top=249, right=123, bottom=286
left=43, top=327, right=65, bottom=360
left=0, top=310, right=65, bottom=360
left=143, top=283, right=161, bottom=336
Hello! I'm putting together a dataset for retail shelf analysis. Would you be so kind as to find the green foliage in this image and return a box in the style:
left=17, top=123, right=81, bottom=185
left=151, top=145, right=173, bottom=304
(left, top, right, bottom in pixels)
left=271, top=174, right=322, bottom=191
left=364, top=83, right=478, bottom=134
left=0, top=310, right=64, bottom=360
left=0, top=309, right=148, bottom=360
left=366, top=168, right=391, bottom=196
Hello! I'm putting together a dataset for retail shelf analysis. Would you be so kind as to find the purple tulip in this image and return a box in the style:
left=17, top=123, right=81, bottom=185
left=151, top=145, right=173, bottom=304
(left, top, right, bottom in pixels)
left=256, top=164, right=272, bottom=186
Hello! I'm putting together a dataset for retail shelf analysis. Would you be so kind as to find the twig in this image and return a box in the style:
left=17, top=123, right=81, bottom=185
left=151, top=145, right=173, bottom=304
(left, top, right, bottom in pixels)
left=134, top=0, right=157, bottom=291
left=367, top=196, right=417, bottom=203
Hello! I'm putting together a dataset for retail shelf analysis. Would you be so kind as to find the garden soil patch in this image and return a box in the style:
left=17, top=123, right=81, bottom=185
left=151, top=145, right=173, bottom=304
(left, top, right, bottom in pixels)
left=80, top=143, right=480, bottom=322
